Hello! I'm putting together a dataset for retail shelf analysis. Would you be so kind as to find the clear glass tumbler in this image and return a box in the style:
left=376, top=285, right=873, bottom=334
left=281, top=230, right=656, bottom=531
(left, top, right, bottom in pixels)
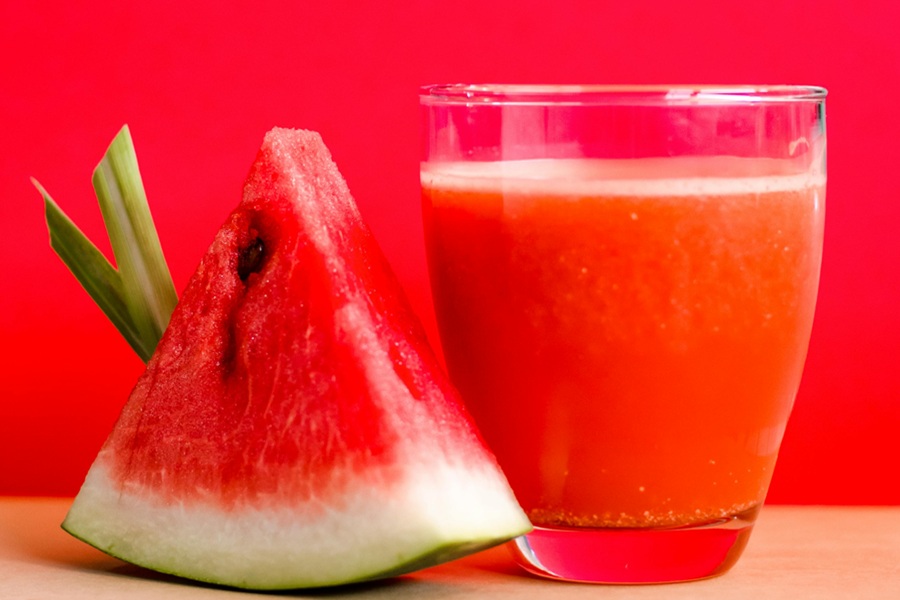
left=420, top=85, right=826, bottom=583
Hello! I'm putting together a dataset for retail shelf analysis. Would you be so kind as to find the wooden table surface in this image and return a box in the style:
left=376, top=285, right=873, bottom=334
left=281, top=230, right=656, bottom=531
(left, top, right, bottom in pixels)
left=1, top=498, right=897, bottom=599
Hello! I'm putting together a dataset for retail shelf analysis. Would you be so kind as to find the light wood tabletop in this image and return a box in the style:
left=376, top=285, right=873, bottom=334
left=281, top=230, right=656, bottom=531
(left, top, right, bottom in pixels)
left=1, top=497, right=897, bottom=599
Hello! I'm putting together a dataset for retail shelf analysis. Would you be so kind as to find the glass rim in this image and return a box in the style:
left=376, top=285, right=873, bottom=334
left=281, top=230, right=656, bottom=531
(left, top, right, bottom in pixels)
left=420, top=84, right=828, bottom=105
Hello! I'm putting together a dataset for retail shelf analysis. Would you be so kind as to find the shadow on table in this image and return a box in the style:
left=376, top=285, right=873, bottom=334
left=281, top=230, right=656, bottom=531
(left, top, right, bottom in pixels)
left=100, top=559, right=515, bottom=598
left=105, top=546, right=531, bottom=597
left=104, top=546, right=533, bottom=597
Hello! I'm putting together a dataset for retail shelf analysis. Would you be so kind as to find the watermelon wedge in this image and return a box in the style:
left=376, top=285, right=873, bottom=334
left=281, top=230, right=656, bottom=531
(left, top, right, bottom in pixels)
left=61, top=128, right=530, bottom=589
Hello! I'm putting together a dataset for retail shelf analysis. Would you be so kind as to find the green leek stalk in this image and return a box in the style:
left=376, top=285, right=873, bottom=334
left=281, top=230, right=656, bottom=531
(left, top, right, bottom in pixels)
left=34, top=125, right=177, bottom=363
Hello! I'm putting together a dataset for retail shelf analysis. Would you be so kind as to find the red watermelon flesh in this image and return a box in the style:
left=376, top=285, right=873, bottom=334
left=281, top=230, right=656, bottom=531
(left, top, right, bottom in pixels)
left=62, top=129, right=530, bottom=589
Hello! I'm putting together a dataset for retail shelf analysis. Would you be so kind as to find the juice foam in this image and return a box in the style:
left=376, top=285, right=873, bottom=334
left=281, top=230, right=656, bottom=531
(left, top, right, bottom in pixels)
left=422, top=157, right=825, bottom=199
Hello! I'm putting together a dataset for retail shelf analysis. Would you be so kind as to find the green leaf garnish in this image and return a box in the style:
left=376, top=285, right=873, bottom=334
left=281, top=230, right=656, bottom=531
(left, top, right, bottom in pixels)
left=35, top=125, right=178, bottom=363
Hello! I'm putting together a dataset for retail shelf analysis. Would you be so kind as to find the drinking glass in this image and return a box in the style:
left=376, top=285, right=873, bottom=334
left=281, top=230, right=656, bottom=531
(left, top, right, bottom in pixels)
left=420, top=85, right=826, bottom=583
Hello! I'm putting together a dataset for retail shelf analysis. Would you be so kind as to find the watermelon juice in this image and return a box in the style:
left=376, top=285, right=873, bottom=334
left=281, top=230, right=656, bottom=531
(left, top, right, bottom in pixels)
left=422, top=156, right=825, bottom=532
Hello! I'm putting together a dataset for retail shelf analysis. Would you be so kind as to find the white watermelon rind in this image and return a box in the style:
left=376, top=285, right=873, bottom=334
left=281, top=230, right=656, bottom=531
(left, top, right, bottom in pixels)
left=63, top=457, right=530, bottom=590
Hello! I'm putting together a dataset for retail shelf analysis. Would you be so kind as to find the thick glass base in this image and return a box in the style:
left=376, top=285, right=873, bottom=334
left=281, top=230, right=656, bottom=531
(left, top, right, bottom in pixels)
left=510, top=508, right=757, bottom=584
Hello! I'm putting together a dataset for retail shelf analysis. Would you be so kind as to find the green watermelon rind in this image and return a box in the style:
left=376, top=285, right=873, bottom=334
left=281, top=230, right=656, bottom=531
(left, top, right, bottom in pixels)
left=63, top=524, right=518, bottom=590
left=63, top=454, right=531, bottom=590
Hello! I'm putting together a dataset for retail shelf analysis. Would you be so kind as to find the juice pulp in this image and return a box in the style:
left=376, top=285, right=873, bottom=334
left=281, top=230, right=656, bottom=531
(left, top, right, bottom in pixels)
left=422, top=157, right=825, bottom=529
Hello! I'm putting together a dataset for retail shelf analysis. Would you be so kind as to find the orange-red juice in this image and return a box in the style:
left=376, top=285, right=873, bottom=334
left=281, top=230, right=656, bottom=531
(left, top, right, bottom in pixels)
left=422, top=157, right=824, bottom=529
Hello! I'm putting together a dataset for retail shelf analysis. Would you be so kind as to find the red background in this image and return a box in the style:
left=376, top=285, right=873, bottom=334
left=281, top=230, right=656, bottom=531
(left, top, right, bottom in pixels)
left=1, top=0, right=898, bottom=504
